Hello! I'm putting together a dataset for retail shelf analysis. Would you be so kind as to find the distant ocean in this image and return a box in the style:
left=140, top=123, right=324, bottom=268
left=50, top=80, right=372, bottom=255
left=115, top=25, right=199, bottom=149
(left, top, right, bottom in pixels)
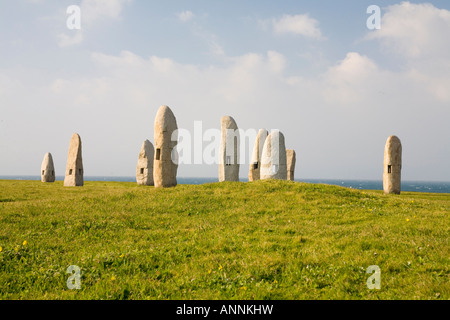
left=1, top=176, right=449, bottom=193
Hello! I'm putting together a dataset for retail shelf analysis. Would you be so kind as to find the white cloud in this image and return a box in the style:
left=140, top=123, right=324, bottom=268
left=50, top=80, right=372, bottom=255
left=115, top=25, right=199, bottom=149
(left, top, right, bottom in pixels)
left=267, top=51, right=287, bottom=74
left=367, top=2, right=450, bottom=60
left=81, top=0, right=131, bottom=26
left=55, top=0, right=131, bottom=47
left=57, top=32, right=83, bottom=47
left=365, top=2, right=450, bottom=102
left=271, top=14, right=323, bottom=39
left=177, top=10, right=194, bottom=22
left=323, top=52, right=379, bottom=104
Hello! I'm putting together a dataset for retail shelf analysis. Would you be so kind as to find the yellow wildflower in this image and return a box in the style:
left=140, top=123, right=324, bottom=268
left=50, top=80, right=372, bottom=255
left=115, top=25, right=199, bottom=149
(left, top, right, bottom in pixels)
left=406, top=218, right=410, bottom=222
left=111, top=275, right=116, bottom=281
left=240, top=286, right=247, bottom=291
left=14, top=247, right=19, bottom=252
left=23, top=240, right=27, bottom=246
left=207, top=269, right=212, bottom=275
left=219, top=265, right=223, bottom=271
left=0, top=246, right=2, bottom=253
left=119, top=254, right=124, bottom=258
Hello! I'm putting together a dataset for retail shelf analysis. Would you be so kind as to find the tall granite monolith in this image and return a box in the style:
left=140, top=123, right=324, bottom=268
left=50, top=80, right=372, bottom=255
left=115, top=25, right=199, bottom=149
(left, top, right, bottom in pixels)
left=41, top=152, right=55, bottom=183
left=136, top=139, right=154, bottom=186
left=286, top=149, right=296, bottom=181
left=154, top=105, right=178, bottom=188
left=260, top=130, right=287, bottom=180
left=219, top=116, right=240, bottom=182
left=248, top=129, right=268, bottom=182
left=64, top=133, right=83, bottom=187
left=383, top=135, right=402, bottom=194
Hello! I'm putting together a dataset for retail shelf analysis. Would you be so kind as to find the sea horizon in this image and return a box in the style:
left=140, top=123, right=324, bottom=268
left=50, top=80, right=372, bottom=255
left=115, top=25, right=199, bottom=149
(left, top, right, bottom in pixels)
left=1, top=176, right=449, bottom=194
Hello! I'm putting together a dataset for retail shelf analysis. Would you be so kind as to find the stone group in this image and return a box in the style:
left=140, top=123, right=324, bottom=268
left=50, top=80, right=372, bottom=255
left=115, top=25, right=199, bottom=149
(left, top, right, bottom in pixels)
left=40, top=105, right=403, bottom=194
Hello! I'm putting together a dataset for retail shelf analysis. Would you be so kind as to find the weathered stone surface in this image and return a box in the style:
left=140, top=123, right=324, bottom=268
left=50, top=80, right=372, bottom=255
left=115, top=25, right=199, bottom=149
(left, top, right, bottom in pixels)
left=260, top=130, right=287, bottom=180
left=64, top=133, right=83, bottom=187
left=219, top=116, right=239, bottom=182
left=154, top=105, right=178, bottom=188
left=136, top=139, right=154, bottom=186
left=286, top=149, right=296, bottom=181
left=248, top=129, right=268, bottom=182
left=41, top=152, right=55, bottom=183
left=383, top=135, right=402, bottom=194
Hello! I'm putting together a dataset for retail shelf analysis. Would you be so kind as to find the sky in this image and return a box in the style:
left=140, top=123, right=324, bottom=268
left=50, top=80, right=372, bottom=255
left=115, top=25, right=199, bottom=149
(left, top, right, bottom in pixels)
left=0, top=0, right=449, bottom=181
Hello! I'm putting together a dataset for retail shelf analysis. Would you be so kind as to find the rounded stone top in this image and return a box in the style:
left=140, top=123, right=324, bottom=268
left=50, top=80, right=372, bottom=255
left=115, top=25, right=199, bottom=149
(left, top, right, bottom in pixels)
left=221, top=116, right=238, bottom=129
left=262, top=130, right=286, bottom=157
left=69, top=133, right=82, bottom=144
left=139, top=139, right=154, bottom=158
left=385, top=135, right=402, bottom=152
left=267, top=129, right=285, bottom=140
left=386, top=135, right=401, bottom=145
left=155, top=105, right=178, bottom=132
left=384, top=135, right=402, bottom=165
left=41, top=152, right=54, bottom=168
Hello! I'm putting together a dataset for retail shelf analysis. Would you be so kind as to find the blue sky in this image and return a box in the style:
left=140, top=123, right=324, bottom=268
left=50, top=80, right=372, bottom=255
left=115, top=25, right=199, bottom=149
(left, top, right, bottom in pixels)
left=1, top=0, right=450, bottom=181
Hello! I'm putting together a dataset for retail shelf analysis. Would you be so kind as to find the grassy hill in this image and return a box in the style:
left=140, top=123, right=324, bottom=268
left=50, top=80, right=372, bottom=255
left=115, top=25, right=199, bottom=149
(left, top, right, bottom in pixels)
left=0, top=179, right=448, bottom=300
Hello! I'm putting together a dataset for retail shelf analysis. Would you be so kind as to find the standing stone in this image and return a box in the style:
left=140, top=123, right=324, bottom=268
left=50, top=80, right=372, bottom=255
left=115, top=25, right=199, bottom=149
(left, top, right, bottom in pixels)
left=136, top=139, right=154, bottom=186
left=383, top=135, right=402, bottom=194
left=63, top=133, right=83, bottom=187
left=260, top=130, right=287, bottom=180
left=219, top=116, right=240, bottom=182
left=286, top=149, right=296, bottom=181
left=154, top=105, right=178, bottom=188
left=248, top=129, right=268, bottom=181
left=41, top=152, right=55, bottom=183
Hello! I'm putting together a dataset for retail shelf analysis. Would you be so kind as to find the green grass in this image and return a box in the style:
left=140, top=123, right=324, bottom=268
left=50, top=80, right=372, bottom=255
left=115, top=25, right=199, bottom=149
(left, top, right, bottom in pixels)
left=0, top=179, right=448, bottom=300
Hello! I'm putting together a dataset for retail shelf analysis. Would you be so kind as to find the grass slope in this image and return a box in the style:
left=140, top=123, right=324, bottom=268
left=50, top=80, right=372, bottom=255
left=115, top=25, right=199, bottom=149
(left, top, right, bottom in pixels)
left=0, top=179, right=448, bottom=300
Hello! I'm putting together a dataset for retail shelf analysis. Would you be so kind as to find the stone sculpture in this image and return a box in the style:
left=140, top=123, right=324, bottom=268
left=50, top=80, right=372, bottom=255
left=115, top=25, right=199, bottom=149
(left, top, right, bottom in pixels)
left=41, top=152, right=55, bottom=183
left=64, top=133, right=84, bottom=187
left=136, top=139, right=154, bottom=186
left=260, top=130, right=287, bottom=180
left=219, top=116, right=240, bottom=182
left=154, top=105, right=178, bottom=188
left=286, top=149, right=296, bottom=181
left=383, top=135, right=402, bottom=194
left=248, top=129, right=268, bottom=181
